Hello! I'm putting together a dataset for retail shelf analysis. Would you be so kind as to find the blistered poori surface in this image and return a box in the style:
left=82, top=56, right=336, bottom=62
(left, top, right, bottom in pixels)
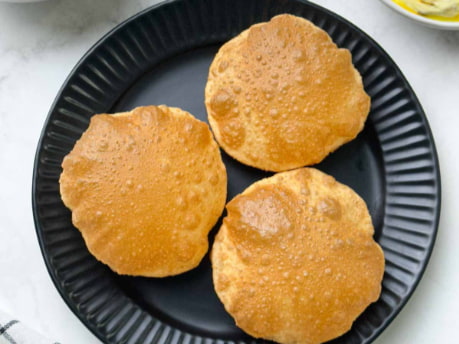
left=60, top=105, right=227, bottom=277
left=211, top=168, right=384, bottom=344
left=205, top=14, right=370, bottom=171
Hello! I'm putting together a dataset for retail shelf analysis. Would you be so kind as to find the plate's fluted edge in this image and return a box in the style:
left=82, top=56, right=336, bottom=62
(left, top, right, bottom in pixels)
left=320, top=5, right=442, bottom=341
left=333, top=4, right=442, bottom=340
left=31, top=3, right=187, bottom=344
left=32, top=1, right=441, bottom=344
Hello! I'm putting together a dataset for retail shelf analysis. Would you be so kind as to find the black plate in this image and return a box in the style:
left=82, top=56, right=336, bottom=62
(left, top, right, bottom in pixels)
left=32, top=0, right=441, bottom=343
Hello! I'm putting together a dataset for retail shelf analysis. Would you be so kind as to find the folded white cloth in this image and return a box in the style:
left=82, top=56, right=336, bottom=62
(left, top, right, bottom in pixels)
left=0, top=310, right=60, bottom=344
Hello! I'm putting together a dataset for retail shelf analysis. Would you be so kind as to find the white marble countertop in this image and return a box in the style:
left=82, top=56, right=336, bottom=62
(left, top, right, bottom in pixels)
left=0, top=0, right=457, bottom=343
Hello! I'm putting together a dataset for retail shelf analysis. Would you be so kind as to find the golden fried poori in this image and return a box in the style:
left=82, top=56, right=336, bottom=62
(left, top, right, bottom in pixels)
left=60, top=105, right=227, bottom=277
left=205, top=14, right=370, bottom=171
left=211, top=168, right=384, bottom=344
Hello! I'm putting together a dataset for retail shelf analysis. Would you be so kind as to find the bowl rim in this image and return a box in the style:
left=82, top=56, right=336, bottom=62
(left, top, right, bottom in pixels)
left=379, top=0, right=459, bottom=29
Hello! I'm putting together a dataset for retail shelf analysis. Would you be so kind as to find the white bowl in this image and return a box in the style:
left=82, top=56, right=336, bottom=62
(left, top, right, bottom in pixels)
left=379, top=0, right=459, bottom=30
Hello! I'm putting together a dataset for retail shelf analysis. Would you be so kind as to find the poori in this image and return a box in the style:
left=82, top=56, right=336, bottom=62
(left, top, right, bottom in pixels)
left=211, top=168, right=384, bottom=344
left=205, top=14, right=370, bottom=171
left=60, top=105, right=227, bottom=277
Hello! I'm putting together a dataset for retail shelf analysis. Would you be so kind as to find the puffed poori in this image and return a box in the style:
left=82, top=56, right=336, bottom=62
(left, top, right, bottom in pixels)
left=205, top=14, right=370, bottom=171
left=211, top=168, right=384, bottom=344
left=60, top=105, right=227, bottom=277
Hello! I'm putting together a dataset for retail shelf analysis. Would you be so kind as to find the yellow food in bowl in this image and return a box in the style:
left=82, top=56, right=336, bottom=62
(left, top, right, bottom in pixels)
left=392, top=0, right=459, bottom=21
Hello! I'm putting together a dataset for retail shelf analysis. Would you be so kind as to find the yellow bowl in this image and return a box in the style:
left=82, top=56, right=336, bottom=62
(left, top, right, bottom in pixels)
left=379, top=0, right=459, bottom=29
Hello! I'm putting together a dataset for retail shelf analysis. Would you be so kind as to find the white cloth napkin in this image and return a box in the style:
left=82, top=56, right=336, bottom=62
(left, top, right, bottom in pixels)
left=0, top=310, right=60, bottom=344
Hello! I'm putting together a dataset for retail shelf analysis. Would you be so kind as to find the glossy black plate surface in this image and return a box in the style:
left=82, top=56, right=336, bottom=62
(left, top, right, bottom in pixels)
left=32, top=1, right=441, bottom=343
